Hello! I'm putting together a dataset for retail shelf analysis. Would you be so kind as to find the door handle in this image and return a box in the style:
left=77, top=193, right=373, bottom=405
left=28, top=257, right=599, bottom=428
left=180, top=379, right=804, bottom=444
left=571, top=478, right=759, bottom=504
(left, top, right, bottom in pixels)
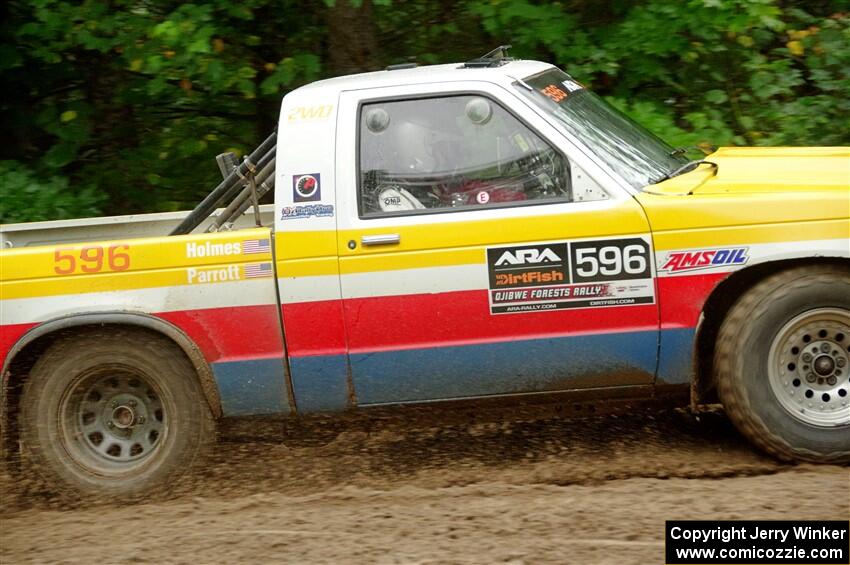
left=361, top=234, right=400, bottom=246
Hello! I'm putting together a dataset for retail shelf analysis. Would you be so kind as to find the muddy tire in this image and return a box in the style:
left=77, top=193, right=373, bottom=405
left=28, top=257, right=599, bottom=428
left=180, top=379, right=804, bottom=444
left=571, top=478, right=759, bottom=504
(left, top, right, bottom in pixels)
left=715, top=265, right=850, bottom=463
left=19, top=329, right=215, bottom=500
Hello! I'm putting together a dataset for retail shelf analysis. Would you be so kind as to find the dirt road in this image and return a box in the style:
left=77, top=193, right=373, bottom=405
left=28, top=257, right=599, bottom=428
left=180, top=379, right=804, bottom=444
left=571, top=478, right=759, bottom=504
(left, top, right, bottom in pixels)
left=1, top=408, right=848, bottom=564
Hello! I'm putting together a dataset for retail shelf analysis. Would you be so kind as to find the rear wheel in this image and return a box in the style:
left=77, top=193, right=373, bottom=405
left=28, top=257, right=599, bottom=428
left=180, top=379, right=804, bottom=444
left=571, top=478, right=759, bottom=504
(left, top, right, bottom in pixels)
left=19, top=330, right=215, bottom=499
left=715, top=265, right=850, bottom=463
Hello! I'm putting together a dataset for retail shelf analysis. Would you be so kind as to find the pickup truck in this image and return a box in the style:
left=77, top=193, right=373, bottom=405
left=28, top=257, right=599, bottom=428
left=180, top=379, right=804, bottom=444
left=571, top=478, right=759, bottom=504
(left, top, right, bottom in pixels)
left=2, top=51, right=849, bottom=499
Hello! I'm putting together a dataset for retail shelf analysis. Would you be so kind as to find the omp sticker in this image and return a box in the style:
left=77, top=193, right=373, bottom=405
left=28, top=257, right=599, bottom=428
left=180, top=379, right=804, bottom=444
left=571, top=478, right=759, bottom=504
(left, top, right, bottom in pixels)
left=660, top=247, right=748, bottom=273
left=487, top=237, right=654, bottom=314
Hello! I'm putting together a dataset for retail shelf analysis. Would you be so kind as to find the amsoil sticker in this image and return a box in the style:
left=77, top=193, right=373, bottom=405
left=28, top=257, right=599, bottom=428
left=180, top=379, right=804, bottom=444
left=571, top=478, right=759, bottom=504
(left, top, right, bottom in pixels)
left=293, top=173, right=321, bottom=202
left=659, top=247, right=748, bottom=273
left=487, top=237, right=655, bottom=314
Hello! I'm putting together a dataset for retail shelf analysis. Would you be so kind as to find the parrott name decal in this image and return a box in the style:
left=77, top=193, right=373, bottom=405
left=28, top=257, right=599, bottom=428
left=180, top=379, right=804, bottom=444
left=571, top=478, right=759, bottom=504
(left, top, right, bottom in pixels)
left=486, top=237, right=655, bottom=314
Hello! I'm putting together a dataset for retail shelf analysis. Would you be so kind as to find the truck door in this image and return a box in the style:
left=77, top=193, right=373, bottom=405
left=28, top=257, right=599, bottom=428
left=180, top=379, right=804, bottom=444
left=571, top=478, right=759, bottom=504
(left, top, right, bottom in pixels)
left=335, top=82, right=659, bottom=405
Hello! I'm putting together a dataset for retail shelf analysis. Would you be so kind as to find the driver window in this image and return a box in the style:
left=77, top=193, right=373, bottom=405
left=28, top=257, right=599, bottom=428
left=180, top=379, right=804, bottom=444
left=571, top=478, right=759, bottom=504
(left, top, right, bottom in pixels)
left=358, top=95, right=571, bottom=217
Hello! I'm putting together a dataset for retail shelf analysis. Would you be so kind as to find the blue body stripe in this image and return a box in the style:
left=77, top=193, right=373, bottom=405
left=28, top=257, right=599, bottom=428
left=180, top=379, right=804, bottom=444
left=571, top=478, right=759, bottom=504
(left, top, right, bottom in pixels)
left=211, top=357, right=291, bottom=416
left=288, top=355, right=351, bottom=412
left=657, top=328, right=697, bottom=385
left=350, top=330, right=659, bottom=405
left=212, top=329, right=696, bottom=416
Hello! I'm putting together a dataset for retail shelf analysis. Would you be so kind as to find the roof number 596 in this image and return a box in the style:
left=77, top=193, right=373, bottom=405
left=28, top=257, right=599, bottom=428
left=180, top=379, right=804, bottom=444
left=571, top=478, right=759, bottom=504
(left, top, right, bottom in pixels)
left=54, top=244, right=131, bottom=275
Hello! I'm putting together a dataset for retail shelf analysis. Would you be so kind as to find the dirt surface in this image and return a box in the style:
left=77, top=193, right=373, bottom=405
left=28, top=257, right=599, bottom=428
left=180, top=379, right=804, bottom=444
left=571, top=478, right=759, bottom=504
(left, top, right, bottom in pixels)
left=1, top=407, right=848, bottom=564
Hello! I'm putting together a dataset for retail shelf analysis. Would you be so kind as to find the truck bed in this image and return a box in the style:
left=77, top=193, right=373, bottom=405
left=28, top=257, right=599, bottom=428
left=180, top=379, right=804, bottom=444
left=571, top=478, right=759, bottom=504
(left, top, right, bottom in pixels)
left=0, top=204, right=275, bottom=249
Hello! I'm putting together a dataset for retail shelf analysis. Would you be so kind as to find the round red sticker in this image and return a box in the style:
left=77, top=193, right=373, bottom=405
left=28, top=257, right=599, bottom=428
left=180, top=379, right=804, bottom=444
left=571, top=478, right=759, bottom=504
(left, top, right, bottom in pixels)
left=476, top=191, right=490, bottom=204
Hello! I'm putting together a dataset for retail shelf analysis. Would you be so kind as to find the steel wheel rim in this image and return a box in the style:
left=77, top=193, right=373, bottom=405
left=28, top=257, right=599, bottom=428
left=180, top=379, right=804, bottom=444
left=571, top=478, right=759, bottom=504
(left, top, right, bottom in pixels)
left=59, top=366, right=167, bottom=475
left=768, top=307, right=850, bottom=427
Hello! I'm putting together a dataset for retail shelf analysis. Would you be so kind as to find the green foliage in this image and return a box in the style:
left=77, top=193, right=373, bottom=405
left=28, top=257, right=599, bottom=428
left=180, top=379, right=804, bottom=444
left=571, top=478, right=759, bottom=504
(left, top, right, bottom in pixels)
left=465, top=0, right=850, bottom=147
left=0, top=161, right=103, bottom=224
left=1, top=0, right=847, bottom=222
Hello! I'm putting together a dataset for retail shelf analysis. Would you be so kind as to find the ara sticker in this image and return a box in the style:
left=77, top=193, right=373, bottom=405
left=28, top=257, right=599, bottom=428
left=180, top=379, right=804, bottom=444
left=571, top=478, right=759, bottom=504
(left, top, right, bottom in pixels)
left=486, top=237, right=655, bottom=314
left=293, top=173, right=321, bottom=202
left=280, top=204, right=334, bottom=220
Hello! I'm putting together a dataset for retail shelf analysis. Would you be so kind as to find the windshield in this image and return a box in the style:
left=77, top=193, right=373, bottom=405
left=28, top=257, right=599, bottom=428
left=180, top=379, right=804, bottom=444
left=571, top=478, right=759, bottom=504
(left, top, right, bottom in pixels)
left=519, top=68, right=688, bottom=189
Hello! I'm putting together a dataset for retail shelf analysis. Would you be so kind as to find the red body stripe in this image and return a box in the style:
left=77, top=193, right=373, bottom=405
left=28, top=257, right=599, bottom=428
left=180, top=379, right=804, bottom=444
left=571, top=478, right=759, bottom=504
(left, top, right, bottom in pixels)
left=157, top=305, right=285, bottom=363
left=0, top=322, right=37, bottom=370
left=279, top=290, right=657, bottom=356
left=281, top=299, right=348, bottom=357
left=657, top=272, right=727, bottom=330
left=1, top=273, right=729, bottom=370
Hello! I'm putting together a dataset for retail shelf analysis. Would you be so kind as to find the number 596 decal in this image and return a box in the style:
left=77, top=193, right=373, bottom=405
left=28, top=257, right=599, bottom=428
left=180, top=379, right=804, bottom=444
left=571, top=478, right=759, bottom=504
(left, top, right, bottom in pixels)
left=570, top=238, right=650, bottom=282
left=54, top=244, right=131, bottom=275
left=487, top=237, right=654, bottom=314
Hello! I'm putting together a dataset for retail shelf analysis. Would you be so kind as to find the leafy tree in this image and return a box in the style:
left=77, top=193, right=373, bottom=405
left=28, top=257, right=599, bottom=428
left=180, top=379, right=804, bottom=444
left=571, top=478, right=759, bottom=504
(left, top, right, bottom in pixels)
left=1, top=0, right=847, bottom=223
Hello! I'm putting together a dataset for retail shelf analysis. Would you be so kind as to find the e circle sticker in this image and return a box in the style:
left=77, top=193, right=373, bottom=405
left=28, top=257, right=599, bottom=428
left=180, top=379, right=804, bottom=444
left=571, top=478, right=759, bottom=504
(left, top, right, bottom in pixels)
left=293, top=173, right=321, bottom=202
left=476, top=191, right=490, bottom=204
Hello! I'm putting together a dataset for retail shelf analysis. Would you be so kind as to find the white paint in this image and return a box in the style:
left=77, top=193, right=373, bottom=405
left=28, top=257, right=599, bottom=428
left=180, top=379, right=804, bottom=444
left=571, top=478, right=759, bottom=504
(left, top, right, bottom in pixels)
left=654, top=238, right=850, bottom=277
left=1, top=278, right=277, bottom=326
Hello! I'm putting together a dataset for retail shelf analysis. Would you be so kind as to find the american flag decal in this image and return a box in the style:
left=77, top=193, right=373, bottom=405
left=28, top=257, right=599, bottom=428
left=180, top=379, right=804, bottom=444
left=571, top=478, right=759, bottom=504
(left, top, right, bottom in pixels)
left=242, top=239, right=270, bottom=255
left=244, top=262, right=273, bottom=278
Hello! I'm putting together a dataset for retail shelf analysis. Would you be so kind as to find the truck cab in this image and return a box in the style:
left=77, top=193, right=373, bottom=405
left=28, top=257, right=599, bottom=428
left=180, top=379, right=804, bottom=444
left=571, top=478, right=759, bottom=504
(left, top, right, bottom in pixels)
left=275, top=59, right=661, bottom=412
left=2, top=55, right=848, bottom=499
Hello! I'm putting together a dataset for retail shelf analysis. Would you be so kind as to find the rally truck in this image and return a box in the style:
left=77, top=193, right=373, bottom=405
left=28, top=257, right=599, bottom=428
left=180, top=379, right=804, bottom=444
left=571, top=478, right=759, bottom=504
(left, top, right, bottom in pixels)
left=1, top=49, right=849, bottom=498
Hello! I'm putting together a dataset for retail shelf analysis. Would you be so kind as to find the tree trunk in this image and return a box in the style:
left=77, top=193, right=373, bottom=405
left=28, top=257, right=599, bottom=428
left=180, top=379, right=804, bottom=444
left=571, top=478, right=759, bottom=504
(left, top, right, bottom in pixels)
left=326, top=0, right=379, bottom=76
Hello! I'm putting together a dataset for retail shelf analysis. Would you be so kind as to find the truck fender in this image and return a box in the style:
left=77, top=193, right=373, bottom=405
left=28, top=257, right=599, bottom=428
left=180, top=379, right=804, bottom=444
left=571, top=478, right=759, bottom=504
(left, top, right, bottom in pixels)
left=688, top=255, right=850, bottom=409
left=1, top=312, right=223, bottom=421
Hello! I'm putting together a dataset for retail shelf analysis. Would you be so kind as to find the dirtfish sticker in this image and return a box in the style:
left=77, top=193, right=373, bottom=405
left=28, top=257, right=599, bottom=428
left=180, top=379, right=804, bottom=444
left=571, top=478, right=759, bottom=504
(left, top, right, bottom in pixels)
left=280, top=204, right=334, bottom=220
left=487, top=237, right=655, bottom=314
left=660, top=247, right=748, bottom=273
left=293, top=173, right=321, bottom=202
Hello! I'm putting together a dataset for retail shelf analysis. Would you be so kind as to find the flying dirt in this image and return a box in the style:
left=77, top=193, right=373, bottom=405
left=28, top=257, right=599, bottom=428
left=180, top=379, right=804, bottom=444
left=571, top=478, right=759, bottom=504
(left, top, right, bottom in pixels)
left=1, top=406, right=848, bottom=564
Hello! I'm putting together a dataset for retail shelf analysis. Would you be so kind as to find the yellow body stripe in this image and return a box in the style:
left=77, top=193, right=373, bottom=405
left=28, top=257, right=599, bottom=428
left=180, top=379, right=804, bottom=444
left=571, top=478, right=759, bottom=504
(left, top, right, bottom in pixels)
left=0, top=228, right=273, bottom=300
left=3, top=187, right=847, bottom=301
left=638, top=191, right=849, bottom=250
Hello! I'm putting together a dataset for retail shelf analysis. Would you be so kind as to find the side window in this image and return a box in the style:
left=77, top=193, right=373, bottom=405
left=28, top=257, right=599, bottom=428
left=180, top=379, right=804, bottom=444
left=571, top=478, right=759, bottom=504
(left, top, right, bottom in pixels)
left=358, top=95, right=571, bottom=217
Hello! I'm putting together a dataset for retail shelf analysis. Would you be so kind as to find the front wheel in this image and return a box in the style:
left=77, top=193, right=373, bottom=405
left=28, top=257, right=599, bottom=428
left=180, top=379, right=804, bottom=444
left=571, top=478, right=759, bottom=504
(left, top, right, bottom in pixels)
left=715, top=265, right=850, bottom=463
left=19, top=329, right=215, bottom=499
